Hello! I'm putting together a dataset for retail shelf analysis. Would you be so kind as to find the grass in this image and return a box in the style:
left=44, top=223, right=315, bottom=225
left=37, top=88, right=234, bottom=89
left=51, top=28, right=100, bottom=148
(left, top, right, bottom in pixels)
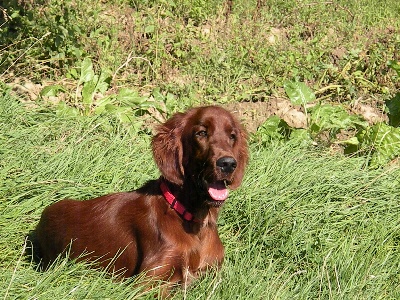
left=1, top=89, right=399, bottom=299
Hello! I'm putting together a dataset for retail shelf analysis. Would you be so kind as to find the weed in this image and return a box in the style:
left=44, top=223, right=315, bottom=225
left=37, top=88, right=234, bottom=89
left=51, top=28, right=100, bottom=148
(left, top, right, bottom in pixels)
left=41, top=58, right=169, bottom=134
left=256, top=76, right=400, bottom=167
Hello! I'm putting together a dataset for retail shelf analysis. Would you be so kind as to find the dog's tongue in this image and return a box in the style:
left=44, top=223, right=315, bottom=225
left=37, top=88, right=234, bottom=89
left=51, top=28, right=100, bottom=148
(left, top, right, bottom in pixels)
left=207, top=182, right=229, bottom=201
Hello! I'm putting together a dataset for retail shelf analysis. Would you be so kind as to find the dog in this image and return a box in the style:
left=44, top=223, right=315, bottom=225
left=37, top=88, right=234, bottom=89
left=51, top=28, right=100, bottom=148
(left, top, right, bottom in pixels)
left=30, top=105, right=249, bottom=289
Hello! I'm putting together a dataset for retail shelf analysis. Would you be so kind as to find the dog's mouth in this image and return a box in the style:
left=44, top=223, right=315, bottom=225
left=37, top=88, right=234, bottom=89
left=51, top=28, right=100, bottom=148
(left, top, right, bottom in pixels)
left=204, top=180, right=230, bottom=206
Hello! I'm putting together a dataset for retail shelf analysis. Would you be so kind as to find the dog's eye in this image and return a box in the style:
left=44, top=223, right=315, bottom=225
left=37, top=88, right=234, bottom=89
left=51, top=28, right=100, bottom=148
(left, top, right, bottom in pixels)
left=230, top=133, right=237, bottom=140
left=196, top=130, right=208, bottom=137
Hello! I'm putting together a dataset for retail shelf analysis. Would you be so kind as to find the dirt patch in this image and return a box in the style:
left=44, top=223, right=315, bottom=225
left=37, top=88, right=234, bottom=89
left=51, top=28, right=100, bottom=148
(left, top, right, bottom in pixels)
left=350, top=100, right=388, bottom=125
left=10, top=80, right=42, bottom=101
left=8, top=80, right=388, bottom=135
left=226, top=98, right=307, bottom=133
left=226, top=97, right=388, bottom=133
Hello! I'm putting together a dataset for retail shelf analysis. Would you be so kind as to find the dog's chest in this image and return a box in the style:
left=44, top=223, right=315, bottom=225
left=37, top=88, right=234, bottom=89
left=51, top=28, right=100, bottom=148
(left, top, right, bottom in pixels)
left=185, top=227, right=224, bottom=272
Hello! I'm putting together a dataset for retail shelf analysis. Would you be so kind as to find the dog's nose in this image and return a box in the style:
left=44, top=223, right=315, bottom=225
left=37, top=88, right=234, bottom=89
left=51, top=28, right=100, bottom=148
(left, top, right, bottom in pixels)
left=216, top=156, right=237, bottom=173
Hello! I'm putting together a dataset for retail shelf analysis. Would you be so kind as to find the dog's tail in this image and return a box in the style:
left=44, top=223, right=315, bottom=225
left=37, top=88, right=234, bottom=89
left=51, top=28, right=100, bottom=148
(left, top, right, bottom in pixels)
left=25, top=230, right=44, bottom=269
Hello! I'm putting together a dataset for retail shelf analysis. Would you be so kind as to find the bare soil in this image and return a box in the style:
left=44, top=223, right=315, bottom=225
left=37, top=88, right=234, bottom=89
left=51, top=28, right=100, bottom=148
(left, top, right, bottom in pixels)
left=10, top=80, right=388, bottom=135
left=226, top=97, right=387, bottom=133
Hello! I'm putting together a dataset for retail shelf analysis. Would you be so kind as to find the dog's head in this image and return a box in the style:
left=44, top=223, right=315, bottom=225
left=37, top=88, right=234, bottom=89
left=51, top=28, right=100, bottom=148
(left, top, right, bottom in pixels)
left=152, top=106, right=249, bottom=206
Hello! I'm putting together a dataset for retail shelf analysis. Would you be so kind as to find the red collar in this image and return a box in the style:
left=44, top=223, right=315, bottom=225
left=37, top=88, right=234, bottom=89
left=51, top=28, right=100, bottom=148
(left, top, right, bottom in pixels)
left=160, top=178, right=199, bottom=222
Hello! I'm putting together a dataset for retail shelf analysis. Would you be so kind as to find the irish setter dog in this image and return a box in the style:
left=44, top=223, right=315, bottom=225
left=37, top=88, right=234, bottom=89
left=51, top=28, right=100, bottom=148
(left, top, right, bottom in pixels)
left=30, top=105, right=249, bottom=289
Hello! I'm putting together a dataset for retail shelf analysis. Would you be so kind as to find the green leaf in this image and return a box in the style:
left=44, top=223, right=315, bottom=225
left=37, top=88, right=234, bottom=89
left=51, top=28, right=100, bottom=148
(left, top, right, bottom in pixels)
left=81, top=80, right=96, bottom=106
left=284, top=80, right=316, bottom=106
left=116, top=88, right=147, bottom=106
left=358, top=122, right=400, bottom=167
left=309, top=104, right=367, bottom=133
left=288, top=129, right=313, bottom=146
left=40, top=85, right=65, bottom=97
left=67, top=68, right=79, bottom=80
left=96, top=70, right=112, bottom=94
left=94, top=96, right=114, bottom=115
left=117, top=110, right=133, bottom=124
left=104, top=103, right=118, bottom=113
left=137, top=100, right=163, bottom=111
left=166, top=93, right=176, bottom=103
left=104, top=104, right=133, bottom=123
left=56, top=101, right=80, bottom=117
left=388, top=60, right=400, bottom=77
left=144, top=25, right=155, bottom=33
left=385, top=93, right=400, bottom=127
left=79, top=58, right=94, bottom=83
left=337, top=136, right=359, bottom=145
left=256, top=116, right=290, bottom=142
left=152, top=87, right=164, bottom=102
left=10, top=11, right=21, bottom=18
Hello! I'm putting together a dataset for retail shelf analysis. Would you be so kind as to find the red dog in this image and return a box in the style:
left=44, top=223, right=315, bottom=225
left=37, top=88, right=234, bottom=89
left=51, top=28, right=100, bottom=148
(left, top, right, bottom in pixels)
left=31, top=106, right=249, bottom=287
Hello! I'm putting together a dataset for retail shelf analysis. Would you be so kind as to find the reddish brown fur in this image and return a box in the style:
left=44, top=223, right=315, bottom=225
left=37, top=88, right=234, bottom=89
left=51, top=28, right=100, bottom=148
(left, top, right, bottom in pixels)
left=32, top=106, right=249, bottom=287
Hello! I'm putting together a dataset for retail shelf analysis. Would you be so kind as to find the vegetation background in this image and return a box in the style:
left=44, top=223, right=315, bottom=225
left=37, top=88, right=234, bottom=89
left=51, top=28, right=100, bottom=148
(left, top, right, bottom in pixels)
left=1, top=0, right=399, bottom=299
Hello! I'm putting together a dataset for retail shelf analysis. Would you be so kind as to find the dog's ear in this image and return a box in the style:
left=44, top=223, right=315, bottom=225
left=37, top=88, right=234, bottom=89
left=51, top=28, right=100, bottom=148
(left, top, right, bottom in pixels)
left=230, top=122, right=249, bottom=190
left=152, top=112, right=186, bottom=185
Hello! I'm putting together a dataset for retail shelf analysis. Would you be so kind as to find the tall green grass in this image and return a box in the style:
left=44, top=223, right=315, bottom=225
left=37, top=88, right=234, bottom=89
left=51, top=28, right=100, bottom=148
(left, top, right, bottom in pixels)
left=1, top=91, right=399, bottom=299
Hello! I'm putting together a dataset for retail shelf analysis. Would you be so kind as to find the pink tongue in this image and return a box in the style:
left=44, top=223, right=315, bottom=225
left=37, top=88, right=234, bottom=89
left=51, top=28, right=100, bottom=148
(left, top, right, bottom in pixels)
left=207, top=182, right=229, bottom=201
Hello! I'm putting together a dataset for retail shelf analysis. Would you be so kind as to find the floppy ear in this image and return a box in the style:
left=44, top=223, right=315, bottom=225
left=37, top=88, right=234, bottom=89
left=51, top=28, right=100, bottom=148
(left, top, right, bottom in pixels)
left=230, top=122, right=249, bottom=190
left=152, top=112, right=186, bottom=185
